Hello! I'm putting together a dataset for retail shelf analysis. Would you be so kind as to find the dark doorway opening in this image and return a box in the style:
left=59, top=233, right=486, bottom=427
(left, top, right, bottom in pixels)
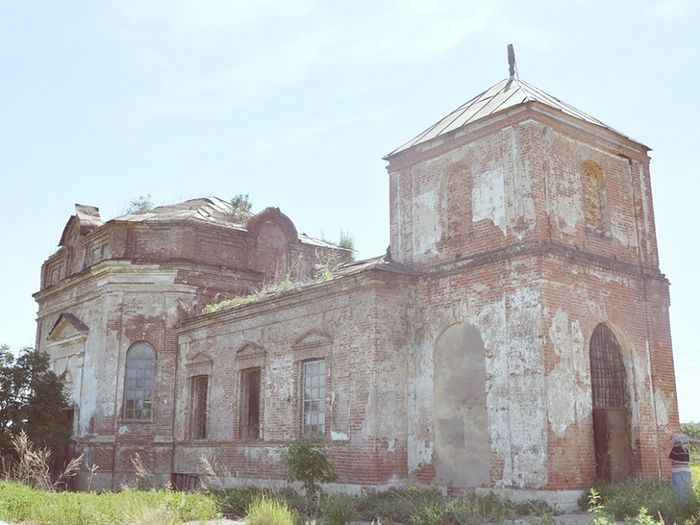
left=241, top=368, right=261, bottom=440
left=590, top=324, right=632, bottom=482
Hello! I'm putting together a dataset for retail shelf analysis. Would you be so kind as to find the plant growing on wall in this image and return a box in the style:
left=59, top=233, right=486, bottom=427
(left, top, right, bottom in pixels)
left=283, top=440, right=337, bottom=501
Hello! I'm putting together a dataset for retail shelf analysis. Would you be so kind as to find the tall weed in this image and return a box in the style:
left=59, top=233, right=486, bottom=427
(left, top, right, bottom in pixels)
left=0, top=480, right=220, bottom=525
left=586, top=480, right=700, bottom=525
left=245, top=497, right=295, bottom=525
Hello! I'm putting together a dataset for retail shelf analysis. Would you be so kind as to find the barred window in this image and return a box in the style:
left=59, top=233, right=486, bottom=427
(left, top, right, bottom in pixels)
left=590, top=324, right=628, bottom=409
left=123, top=342, right=156, bottom=421
left=302, top=360, right=326, bottom=439
left=191, top=375, right=208, bottom=440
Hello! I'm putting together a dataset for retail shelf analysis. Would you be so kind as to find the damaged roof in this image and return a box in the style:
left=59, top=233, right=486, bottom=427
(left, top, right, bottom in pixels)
left=332, top=254, right=419, bottom=278
left=385, top=77, right=645, bottom=158
left=112, top=196, right=340, bottom=249
left=114, top=196, right=241, bottom=227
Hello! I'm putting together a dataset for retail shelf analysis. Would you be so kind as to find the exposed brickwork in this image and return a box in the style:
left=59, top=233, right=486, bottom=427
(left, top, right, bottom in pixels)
left=35, top=87, right=678, bottom=506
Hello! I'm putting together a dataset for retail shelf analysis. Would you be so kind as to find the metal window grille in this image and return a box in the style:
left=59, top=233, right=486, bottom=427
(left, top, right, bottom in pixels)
left=123, top=342, right=156, bottom=421
left=241, top=368, right=261, bottom=440
left=302, top=360, right=326, bottom=439
left=191, top=375, right=208, bottom=439
left=590, top=324, right=628, bottom=409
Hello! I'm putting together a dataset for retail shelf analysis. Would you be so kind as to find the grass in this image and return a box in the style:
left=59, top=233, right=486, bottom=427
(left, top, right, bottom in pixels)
left=203, top=269, right=338, bottom=314
left=4, top=471, right=699, bottom=525
left=583, top=473, right=700, bottom=525
left=209, top=485, right=554, bottom=525
left=245, top=496, right=295, bottom=525
left=203, top=252, right=342, bottom=313
left=0, top=480, right=220, bottom=525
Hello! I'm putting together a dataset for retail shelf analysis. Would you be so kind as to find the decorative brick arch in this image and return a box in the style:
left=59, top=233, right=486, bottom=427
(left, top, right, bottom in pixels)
left=247, top=208, right=297, bottom=276
left=292, top=329, right=332, bottom=349
left=246, top=207, right=298, bottom=241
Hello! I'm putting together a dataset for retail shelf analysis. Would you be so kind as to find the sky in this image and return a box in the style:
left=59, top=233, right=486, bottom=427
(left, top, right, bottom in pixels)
left=1, top=0, right=698, bottom=422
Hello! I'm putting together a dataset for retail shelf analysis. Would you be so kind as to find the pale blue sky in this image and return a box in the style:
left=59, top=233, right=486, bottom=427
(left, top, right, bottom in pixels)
left=1, top=0, right=698, bottom=421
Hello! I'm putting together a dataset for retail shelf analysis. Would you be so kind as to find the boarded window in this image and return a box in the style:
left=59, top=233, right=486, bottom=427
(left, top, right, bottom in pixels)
left=302, top=360, right=326, bottom=439
left=241, top=368, right=261, bottom=440
left=123, top=342, right=156, bottom=421
left=191, top=375, right=208, bottom=439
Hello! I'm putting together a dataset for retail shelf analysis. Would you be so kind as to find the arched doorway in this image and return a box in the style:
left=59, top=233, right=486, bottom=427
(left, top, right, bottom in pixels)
left=589, top=324, right=632, bottom=481
left=433, top=322, right=489, bottom=486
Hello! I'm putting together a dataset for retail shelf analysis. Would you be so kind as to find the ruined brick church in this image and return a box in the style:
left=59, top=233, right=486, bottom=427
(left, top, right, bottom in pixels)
left=35, top=67, right=679, bottom=508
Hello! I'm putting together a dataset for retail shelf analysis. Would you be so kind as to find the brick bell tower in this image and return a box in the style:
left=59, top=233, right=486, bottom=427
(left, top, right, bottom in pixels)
left=384, top=46, right=676, bottom=495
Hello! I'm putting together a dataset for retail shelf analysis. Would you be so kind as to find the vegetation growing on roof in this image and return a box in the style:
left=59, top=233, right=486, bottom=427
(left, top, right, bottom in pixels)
left=126, top=194, right=154, bottom=214
left=229, top=193, right=253, bottom=223
left=338, top=229, right=355, bottom=261
left=203, top=252, right=342, bottom=314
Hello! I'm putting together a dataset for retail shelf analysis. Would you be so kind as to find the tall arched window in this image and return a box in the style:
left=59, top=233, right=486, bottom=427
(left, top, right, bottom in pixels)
left=123, top=341, right=156, bottom=421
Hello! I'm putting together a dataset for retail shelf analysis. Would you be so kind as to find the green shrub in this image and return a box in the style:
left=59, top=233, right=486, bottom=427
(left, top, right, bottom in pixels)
left=246, top=497, right=295, bottom=525
left=284, top=440, right=337, bottom=499
left=321, top=494, right=358, bottom=525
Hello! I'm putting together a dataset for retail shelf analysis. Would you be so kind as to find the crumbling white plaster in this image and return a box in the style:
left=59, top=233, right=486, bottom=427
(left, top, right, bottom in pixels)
left=504, top=125, right=536, bottom=239
left=546, top=309, right=589, bottom=437
left=550, top=169, right=581, bottom=235
left=503, top=288, right=547, bottom=488
left=472, top=167, right=506, bottom=235
left=654, top=388, right=671, bottom=427
left=409, top=285, right=548, bottom=488
left=609, top=212, right=637, bottom=248
left=331, top=430, right=349, bottom=441
left=412, top=189, right=441, bottom=257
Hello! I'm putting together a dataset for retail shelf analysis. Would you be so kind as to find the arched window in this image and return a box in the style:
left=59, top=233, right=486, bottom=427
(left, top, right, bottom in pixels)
left=123, top=342, right=156, bottom=421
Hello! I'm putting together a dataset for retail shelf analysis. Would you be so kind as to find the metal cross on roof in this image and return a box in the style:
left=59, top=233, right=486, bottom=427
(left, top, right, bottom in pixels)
left=508, top=43, right=517, bottom=79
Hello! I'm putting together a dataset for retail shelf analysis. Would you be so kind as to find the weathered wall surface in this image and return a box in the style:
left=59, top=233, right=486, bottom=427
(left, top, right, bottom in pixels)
left=389, top=118, right=540, bottom=268
left=406, top=256, right=548, bottom=489
left=172, top=271, right=412, bottom=485
left=35, top=100, right=677, bottom=500
left=35, top=205, right=349, bottom=490
left=385, top=105, right=674, bottom=493
left=540, top=256, right=675, bottom=487
left=35, top=263, right=199, bottom=489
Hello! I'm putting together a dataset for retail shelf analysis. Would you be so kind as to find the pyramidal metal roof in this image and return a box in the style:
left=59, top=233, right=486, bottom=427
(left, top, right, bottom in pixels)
left=386, top=77, right=641, bottom=158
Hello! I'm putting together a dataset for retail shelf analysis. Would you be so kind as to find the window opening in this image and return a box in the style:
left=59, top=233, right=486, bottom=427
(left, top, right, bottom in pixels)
left=191, top=375, right=208, bottom=439
left=241, top=368, right=261, bottom=440
left=123, top=342, right=156, bottom=421
left=302, top=359, right=325, bottom=439
left=171, top=473, right=200, bottom=491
